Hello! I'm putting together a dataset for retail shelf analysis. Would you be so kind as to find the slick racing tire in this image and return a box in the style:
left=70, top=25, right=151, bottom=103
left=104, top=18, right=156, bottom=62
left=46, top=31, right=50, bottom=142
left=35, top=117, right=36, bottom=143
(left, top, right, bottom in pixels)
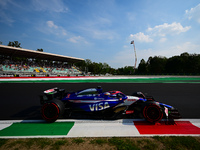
left=41, top=100, right=65, bottom=123
left=143, top=102, right=163, bottom=123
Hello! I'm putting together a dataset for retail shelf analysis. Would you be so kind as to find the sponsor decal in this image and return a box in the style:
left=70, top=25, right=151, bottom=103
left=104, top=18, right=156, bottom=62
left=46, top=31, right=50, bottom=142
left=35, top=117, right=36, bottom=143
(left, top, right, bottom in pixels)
left=44, top=89, right=54, bottom=93
left=89, top=102, right=110, bottom=111
left=127, top=99, right=137, bottom=102
left=94, top=97, right=104, bottom=100
left=66, top=94, right=71, bottom=98
left=165, top=107, right=168, bottom=117
left=125, top=110, right=134, bottom=114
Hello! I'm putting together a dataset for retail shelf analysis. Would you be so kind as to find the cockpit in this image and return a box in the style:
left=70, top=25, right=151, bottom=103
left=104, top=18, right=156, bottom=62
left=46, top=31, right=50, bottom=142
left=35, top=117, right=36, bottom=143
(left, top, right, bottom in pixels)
left=76, top=86, right=103, bottom=96
left=77, top=88, right=99, bottom=95
left=72, top=87, right=127, bottom=101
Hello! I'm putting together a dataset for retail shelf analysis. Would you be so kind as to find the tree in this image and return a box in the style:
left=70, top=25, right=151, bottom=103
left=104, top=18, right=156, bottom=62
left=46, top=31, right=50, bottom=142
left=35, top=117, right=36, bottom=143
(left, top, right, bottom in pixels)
left=7, top=41, right=21, bottom=48
left=102, top=63, right=111, bottom=74
left=85, top=59, right=93, bottom=73
left=75, top=60, right=87, bottom=72
left=137, top=59, right=147, bottom=74
left=75, top=59, right=114, bottom=75
left=85, top=59, right=92, bottom=66
left=148, top=56, right=167, bottom=74
left=165, top=56, right=181, bottom=73
left=37, top=48, right=43, bottom=52
left=165, top=53, right=190, bottom=74
left=92, top=62, right=102, bottom=74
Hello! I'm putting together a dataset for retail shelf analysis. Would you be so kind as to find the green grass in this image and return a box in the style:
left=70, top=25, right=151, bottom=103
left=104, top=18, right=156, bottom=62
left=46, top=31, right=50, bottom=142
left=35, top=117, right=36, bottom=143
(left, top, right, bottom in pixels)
left=51, top=139, right=67, bottom=150
left=137, top=139, right=158, bottom=150
left=0, top=139, right=8, bottom=148
left=72, top=138, right=85, bottom=144
left=90, top=138, right=108, bottom=145
left=6, top=138, right=52, bottom=149
left=0, top=137, right=199, bottom=150
left=153, top=136, right=200, bottom=150
left=32, top=138, right=52, bottom=149
left=108, top=137, right=140, bottom=150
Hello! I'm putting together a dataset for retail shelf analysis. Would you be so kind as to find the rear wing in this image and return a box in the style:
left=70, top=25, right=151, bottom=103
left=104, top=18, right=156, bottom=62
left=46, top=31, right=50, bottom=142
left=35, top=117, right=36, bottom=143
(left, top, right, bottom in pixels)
left=40, top=87, right=65, bottom=104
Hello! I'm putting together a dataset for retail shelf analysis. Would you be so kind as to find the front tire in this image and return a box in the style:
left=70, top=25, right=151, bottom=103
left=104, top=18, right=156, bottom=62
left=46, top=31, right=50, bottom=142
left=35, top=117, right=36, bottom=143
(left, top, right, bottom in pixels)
left=143, top=102, right=163, bottom=123
left=41, top=100, right=65, bottom=123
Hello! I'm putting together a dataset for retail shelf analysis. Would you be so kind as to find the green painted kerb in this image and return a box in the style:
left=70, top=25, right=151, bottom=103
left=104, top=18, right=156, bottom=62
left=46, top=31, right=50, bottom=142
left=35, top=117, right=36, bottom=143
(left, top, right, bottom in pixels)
left=0, top=77, right=200, bottom=83
left=0, top=122, right=74, bottom=136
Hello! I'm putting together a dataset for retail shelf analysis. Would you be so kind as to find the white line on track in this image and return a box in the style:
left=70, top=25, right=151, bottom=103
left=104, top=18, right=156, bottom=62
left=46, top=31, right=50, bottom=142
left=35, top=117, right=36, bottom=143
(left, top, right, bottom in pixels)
left=0, top=76, right=165, bottom=81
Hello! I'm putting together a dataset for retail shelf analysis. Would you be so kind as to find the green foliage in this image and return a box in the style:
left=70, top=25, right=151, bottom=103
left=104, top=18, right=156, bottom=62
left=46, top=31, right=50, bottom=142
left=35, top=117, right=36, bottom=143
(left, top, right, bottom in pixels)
left=24, top=138, right=52, bottom=149
left=72, top=138, right=85, bottom=144
left=75, top=59, right=136, bottom=75
left=37, top=48, right=43, bottom=52
left=3, top=138, right=64, bottom=149
left=76, top=52, right=200, bottom=75
left=75, top=59, right=112, bottom=75
left=0, top=139, right=8, bottom=147
left=137, top=52, right=200, bottom=75
left=7, top=140, right=24, bottom=148
left=0, top=137, right=199, bottom=149
left=7, top=41, right=21, bottom=48
left=138, top=59, right=147, bottom=74
left=137, top=139, right=158, bottom=150
left=90, top=138, right=108, bottom=145
left=117, top=66, right=135, bottom=75
left=153, top=136, right=200, bottom=150
left=51, top=139, right=67, bottom=150
left=108, top=137, right=140, bottom=150
left=35, top=138, right=52, bottom=149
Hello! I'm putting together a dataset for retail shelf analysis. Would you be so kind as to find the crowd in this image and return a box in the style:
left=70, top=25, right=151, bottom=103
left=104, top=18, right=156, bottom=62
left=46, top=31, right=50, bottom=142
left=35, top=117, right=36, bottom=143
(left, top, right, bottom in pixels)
left=0, top=59, right=81, bottom=75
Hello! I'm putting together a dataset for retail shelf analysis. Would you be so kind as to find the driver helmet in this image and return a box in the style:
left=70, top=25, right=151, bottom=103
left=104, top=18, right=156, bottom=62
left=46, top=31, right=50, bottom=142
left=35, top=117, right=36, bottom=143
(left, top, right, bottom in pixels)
left=104, top=92, right=110, bottom=96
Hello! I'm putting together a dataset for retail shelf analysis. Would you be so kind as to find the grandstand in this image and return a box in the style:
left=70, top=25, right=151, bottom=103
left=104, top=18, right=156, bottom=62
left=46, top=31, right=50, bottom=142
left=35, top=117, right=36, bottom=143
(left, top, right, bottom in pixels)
left=0, top=45, right=84, bottom=77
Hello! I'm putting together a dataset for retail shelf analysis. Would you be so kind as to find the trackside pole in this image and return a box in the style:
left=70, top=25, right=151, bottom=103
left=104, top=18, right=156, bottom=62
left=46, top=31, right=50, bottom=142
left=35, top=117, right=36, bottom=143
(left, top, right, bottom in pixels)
left=130, top=40, right=137, bottom=71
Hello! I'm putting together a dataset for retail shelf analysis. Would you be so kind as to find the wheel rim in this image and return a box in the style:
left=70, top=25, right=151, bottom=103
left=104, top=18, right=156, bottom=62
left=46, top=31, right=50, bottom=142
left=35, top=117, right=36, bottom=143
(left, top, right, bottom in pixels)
left=42, top=103, right=59, bottom=121
left=144, top=105, right=163, bottom=122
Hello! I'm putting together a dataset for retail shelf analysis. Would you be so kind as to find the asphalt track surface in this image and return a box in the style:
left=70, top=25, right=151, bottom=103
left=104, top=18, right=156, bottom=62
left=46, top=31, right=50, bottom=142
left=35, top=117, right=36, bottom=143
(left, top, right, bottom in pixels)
left=0, top=83, right=199, bottom=120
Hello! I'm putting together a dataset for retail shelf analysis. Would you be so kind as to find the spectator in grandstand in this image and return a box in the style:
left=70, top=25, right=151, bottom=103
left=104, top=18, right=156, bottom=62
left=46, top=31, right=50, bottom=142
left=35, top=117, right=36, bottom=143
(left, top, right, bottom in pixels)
left=0, top=65, right=2, bottom=71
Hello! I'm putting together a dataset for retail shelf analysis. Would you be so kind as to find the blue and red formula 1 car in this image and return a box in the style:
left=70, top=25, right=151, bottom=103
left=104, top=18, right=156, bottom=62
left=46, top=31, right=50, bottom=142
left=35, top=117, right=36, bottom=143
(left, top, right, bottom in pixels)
left=40, top=86, right=181, bottom=123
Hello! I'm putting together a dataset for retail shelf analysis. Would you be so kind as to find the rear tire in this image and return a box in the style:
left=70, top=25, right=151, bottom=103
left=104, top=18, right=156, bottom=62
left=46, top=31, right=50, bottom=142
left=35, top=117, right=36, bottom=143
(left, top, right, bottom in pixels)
left=41, top=100, right=65, bottom=123
left=143, top=102, right=163, bottom=123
